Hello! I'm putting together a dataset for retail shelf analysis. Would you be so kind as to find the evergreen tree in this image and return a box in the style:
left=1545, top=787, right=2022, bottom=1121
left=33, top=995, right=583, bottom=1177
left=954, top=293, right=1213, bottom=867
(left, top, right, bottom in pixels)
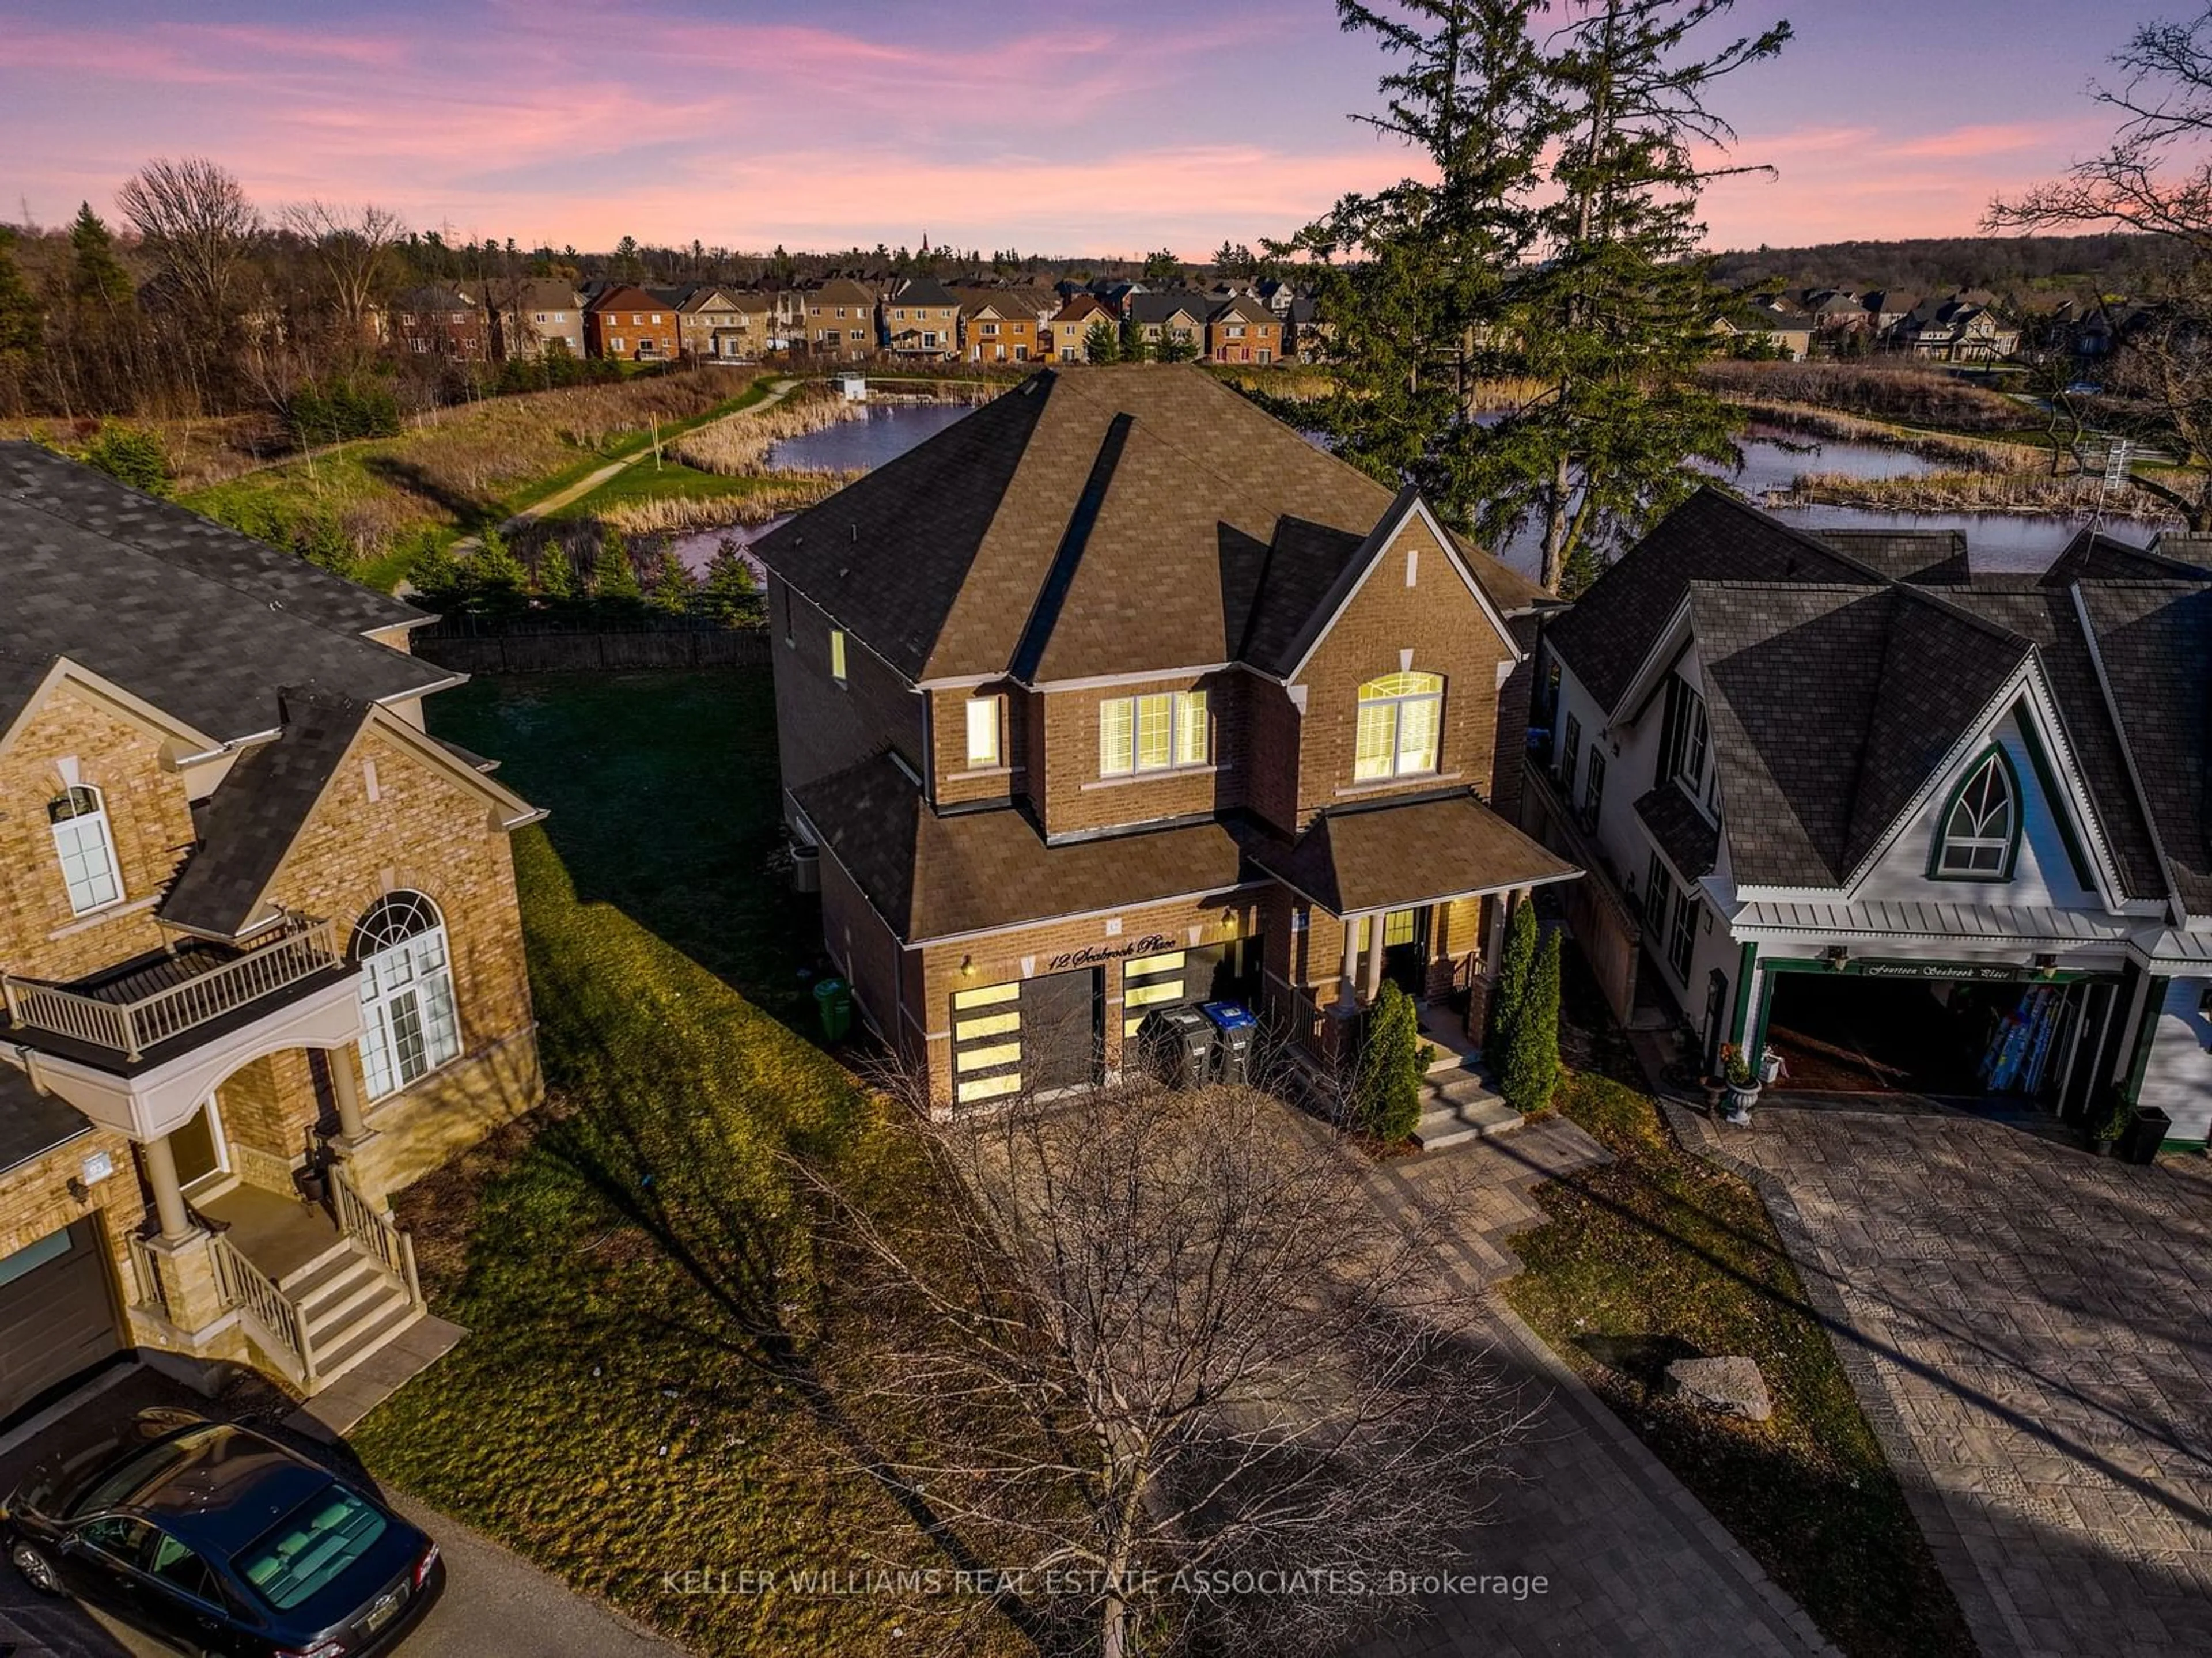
left=1118, top=316, right=1149, bottom=362
left=593, top=530, right=642, bottom=603
left=468, top=527, right=528, bottom=607
left=0, top=230, right=41, bottom=369
left=1355, top=980, right=1425, bottom=1141
left=407, top=535, right=464, bottom=608
left=1502, top=928, right=1562, bottom=1114
left=78, top=425, right=171, bottom=495
left=1141, top=248, right=1184, bottom=283
left=68, top=205, right=132, bottom=309
left=533, top=542, right=575, bottom=601
left=699, top=537, right=766, bottom=626
left=647, top=550, right=698, bottom=614
left=1483, top=898, right=1538, bottom=1061
left=1084, top=320, right=1120, bottom=364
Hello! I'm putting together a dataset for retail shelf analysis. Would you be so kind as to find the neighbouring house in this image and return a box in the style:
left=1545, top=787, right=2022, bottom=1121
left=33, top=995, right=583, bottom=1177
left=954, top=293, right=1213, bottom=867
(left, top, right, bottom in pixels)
left=1709, top=314, right=1812, bottom=361
left=1206, top=295, right=1281, bottom=365
left=1527, top=492, right=2212, bottom=1148
left=1893, top=293, right=2020, bottom=362
left=490, top=278, right=585, bottom=360
left=1124, top=293, right=1210, bottom=358
left=882, top=278, right=962, bottom=360
left=753, top=365, right=1571, bottom=1110
left=802, top=278, right=880, bottom=360
left=391, top=285, right=489, bottom=361
left=670, top=285, right=762, bottom=362
left=956, top=288, right=1044, bottom=363
left=586, top=284, right=680, bottom=362
left=1045, top=294, right=1118, bottom=362
left=0, top=443, right=546, bottom=1423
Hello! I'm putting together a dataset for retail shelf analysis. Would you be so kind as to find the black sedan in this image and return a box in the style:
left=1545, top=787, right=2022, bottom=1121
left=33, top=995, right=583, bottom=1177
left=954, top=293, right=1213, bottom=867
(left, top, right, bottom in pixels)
left=2, top=1409, right=442, bottom=1657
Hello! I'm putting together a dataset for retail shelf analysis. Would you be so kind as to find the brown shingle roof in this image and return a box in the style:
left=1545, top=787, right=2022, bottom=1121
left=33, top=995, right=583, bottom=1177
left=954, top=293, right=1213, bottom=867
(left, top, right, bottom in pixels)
left=1252, top=789, right=1577, bottom=914
left=755, top=365, right=1546, bottom=686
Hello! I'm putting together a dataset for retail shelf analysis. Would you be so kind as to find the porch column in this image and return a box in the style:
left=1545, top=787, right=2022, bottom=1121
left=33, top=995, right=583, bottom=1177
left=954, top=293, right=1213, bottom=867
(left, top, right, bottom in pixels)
left=142, top=1133, right=194, bottom=1244
left=1338, top=915, right=1362, bottom=1009
left=328, top=1047, right=370, bottom=1142
left=1362, top=915, right=1388, bottom=1001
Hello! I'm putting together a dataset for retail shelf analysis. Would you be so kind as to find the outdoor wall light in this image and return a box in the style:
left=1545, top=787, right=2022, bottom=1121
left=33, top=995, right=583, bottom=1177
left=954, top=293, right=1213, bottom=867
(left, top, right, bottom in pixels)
left=1223, top=911, right=1238, bottom=936
left=1824, top=945, right=1850, bottom=971
left=2034, top=953, right=2060, bottom=978
left=959, top=955, right=975, bottom=977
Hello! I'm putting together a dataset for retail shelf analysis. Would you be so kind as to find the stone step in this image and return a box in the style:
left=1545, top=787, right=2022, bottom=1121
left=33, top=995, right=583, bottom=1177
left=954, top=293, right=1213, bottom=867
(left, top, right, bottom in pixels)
left=304, top=1265, right=403, bottom=1342
left=1412, top=1091, right=1524, bottom=1150
left=277, top=1237, right=357, bottom=1296
left=312, top=1298, right=425, bottom=1390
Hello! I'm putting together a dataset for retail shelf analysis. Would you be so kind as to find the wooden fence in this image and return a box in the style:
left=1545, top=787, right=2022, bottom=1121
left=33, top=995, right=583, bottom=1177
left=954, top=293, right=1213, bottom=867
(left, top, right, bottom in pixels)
left=412, top=620, right=772, bottom=675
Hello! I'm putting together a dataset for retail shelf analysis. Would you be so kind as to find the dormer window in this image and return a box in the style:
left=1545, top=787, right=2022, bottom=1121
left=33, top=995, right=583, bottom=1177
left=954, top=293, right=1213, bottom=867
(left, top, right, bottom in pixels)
left=1658, top=676, right=1709, bottom=796
left=1354, top=672, right=1442, bottom=781
left=1933, top=747, right=2019, bottom=879
left=965, top=695, right=1003, bottom=768
left=50, top=785, right=123, bottom=914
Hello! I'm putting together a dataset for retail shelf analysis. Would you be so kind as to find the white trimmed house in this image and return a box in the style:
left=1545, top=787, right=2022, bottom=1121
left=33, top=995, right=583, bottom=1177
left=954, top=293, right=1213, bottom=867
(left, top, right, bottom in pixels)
left=1523, top=495, right=2212, bottom=1149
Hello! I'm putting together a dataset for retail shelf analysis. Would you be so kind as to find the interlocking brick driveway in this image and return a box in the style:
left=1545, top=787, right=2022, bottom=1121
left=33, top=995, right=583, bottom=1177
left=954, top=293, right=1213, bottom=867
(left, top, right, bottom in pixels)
left=1677, top=1100, right=2212, bottom=1658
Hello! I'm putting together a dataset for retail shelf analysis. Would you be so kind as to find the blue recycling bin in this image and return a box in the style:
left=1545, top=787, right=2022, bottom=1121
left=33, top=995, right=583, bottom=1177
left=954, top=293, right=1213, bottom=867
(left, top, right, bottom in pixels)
left=1198, top=1001, right=1257, bottom=1085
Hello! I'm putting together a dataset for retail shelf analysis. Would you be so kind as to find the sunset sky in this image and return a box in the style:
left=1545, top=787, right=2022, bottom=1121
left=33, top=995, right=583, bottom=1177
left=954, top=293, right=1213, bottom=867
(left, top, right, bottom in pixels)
left=0, top=0, right=2145, bottom=257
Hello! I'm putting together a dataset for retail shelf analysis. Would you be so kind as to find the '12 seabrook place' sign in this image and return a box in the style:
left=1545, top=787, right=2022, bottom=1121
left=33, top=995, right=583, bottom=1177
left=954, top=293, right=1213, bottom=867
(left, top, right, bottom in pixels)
left=1045, top=936, right=1176, bottom=974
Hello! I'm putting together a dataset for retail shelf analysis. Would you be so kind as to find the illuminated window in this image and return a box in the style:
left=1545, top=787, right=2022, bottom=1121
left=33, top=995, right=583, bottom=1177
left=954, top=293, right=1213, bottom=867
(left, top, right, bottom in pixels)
left=965, top=696, right=1002, bottom=767
left=1100, top=692, right=1207, bottom=777
left=828, top=630, right=847, bottom=683
left=1354, top=672, right=1444, bottom=781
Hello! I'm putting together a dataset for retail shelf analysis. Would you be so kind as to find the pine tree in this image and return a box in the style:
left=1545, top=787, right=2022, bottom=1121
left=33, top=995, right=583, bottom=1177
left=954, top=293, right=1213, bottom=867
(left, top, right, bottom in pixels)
left=649, top=553, right=697, bottom=615
left=407, top=535, right=464, bottom=609
left=0, top=230, right=41, bottom=362
left=1084, top=320, right=1120, bottom=364
left=68, top=205, right=132, bottom=309
left=593, top=531, right=642, bottom=603
left=533, top=542, right=575, bottom=601
left=1118, top=316, right=1149, bottom=362
left=700, top=537, right=765, bottom=626
left=1502, top=928, right=1562, bottom=1114
left=1355, top=981, right=1425, bottom=1142
left=468, top=527, right=527, bottom=607
left=1484, top=898, right=1538, bottom=1061
left=78, top=425, right=171, bottom=495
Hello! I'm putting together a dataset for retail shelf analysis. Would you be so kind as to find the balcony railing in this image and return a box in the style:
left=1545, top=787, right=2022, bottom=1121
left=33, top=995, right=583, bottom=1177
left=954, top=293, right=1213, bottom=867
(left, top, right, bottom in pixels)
left=2, top=917, right=347, bottom=1063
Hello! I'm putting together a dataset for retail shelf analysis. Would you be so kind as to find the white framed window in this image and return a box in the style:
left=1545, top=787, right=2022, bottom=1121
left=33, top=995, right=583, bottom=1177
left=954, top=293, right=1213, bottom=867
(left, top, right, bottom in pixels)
left=1934, top=748, right=2018, bottom=879
left=1354, top=672, right=1443, bottom=781
left=1099, top=691, right=1207, bottom=777
left=828, top=629, right=848, bottom=682
left=1668, top=887, right=1698, bottom=981
left=354, top=891, right=462, bottom=1100
left=50, top=786, right=123, bottom=914
left=965, top=696, right=1002, bottom=767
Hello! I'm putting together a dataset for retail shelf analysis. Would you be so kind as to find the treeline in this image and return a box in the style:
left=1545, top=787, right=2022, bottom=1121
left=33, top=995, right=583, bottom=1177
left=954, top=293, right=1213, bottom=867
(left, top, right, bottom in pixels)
left=409, top=524, right=767, bottom=629
left=1710, top=234, right=2176, bottom=298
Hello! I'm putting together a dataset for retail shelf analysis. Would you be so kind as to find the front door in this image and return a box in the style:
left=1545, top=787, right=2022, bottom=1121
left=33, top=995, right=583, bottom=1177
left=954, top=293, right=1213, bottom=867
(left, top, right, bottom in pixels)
left=1381, top=909, right=1429, bottom=997
left=1702, top=968, right=1729, bottom=1080
left=168, top=1101, right=225, bottom=1189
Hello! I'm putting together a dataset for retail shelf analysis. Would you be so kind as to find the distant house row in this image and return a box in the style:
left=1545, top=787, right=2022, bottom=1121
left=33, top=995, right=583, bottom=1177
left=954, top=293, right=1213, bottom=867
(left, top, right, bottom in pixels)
left=1714, top=287, right=2022, bottom=363
left=384, top=272, right=1328, bottom=369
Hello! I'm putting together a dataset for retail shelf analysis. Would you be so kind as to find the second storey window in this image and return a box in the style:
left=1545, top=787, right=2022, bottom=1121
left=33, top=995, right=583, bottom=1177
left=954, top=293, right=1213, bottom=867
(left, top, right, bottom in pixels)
left=1582, top=747, right=1607, bottom=828
left=828, top=629, right=848, bottom=683
left=355, top=891, right=462, bottom=1100
left=1558, top=713, right=1582, bottom=796
left=1658, top=675, right=1711, bottom=798
left=1354, top=672, right=1443, bottom=781
left=50, top=786, right=123, bottom=914
left=965, top=696, right=1002, bottom=767
left=1099, top=691, right=1207, bottom=776
left=1934, top=748, right=2018, bottom=879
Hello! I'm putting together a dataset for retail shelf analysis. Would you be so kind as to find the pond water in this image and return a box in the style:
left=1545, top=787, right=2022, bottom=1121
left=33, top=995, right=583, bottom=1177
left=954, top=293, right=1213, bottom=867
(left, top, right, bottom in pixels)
left=733, top=399, right=2128, bottom=580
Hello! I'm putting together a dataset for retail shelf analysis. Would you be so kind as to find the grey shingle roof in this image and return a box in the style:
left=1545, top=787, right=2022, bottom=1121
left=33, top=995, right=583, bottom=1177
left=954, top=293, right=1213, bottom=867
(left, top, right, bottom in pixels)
left=1808, top=529, right=1971, bottom=585
left=160, top=688, right=376, bottom=938
left=2039, top=527, right=2203, bottom=586
left=755, top=366, right=1545, bottom=686
left=0, top=1061, right=93, bottom=1177
left=1634, top=784, right=1720, bottom=879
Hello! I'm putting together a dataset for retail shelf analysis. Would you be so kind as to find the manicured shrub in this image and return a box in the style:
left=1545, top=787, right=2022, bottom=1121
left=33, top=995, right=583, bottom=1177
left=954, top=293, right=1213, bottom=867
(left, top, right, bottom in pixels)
left=1503, top=928, right=1562, bottom=1115
left=1355, top=981, right=1424, bottom=1143
left=1484, top=900, right=1538, bottom=1062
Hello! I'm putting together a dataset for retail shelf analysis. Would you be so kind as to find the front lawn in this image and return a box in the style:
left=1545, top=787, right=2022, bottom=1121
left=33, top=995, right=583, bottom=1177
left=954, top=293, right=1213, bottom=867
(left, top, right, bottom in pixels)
left=1501, top=964, right=1975, bottom=1658
left=350, top=671, right=1023, bottom=1656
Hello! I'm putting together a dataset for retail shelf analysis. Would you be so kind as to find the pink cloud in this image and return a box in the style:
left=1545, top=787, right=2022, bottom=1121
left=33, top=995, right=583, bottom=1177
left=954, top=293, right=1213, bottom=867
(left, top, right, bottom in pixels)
left=1883, top=123, right=2048, bottom=160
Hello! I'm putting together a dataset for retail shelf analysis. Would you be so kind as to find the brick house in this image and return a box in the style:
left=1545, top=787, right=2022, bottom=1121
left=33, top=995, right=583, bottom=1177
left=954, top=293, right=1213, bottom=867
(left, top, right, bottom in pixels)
left=0, top=444, right=544, bottom=1422
left=585, top=284, right=679, bottom=362
left=1045, top=294, right=1117, bottom=362
left=392, top=285, right=489, bottom=361
left=882, top=278, right=961, bottom=359
left=1206, top=294, right=1281, bottom=365
left=490, top=278, right=585, bottom=359
left=955, top=289, right=1044, bottom=363
left=671, top=285, right=762, bottom=362
left=1125, top=294, right=1210, bottom=359
left=753, top=366, right=1572, bottom=1110
left=1529, top=494, right=2212, bottom=1148
left=802, top=278, right=880, bottom=360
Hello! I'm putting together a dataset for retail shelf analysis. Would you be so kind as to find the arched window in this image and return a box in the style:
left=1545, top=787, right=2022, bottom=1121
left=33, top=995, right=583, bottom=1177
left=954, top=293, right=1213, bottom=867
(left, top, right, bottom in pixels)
left=353, top=892, right=461, bottom=1099
left=49, top=785, right=122, bottom=915
left=1354, top=672, right=1444, bottom=781
left=1934, top=748, right=2020, bottom=880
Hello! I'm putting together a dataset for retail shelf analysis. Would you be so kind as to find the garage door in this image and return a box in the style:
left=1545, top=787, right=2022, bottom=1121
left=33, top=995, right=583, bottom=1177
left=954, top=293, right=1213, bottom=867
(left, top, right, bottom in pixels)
left=0, top=1220, right=122, bottom=1424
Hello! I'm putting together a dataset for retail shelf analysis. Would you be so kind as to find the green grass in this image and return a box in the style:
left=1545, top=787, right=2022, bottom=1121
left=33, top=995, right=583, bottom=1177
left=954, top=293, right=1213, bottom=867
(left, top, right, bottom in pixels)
left=548, top=457, right=772, bottom=521
left=1501, top=968, right=1975, bottom=1658
left=352, top=669, right=1023, bottom=1656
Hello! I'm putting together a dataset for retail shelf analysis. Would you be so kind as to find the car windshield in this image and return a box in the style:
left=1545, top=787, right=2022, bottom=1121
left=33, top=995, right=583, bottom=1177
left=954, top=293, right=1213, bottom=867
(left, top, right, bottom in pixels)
left=230, top=1483, right=390, bottom=1611
left=66, top=1426, right=227, bottom=1520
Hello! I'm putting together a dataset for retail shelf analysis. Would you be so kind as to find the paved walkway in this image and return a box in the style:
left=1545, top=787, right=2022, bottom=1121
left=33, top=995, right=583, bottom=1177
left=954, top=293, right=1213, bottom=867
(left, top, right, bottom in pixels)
left=1341, top=1115, right=1837, bottom=1657
left=1670, top=1096, right=2212, bottom=1658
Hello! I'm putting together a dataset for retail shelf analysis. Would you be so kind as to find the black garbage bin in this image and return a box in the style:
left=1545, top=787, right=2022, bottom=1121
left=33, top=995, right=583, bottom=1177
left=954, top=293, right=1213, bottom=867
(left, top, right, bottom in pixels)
left=1199, top=1001, right=1257, bottom=1085
left=1144, top=1005, right=1215, bottom=1088
left=2123, top=1104, right=2172, bottom=1165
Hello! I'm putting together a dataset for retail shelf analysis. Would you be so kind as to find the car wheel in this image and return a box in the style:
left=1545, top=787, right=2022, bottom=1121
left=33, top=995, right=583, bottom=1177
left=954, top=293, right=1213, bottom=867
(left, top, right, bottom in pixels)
left=9, top=1538, right=61, bottom=1595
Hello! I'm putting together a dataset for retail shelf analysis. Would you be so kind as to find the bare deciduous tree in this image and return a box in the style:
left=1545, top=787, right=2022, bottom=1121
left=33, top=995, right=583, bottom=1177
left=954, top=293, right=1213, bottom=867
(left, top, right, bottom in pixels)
left=117, top=157, right=259, bottom=334
left=808, top=1078, right=1536, bottom=1658
left=280, top=199, right=404, bottom=337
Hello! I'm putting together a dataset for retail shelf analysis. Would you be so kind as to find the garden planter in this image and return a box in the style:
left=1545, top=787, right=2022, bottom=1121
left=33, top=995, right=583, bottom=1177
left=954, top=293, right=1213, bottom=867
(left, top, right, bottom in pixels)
left=1724, top=1080, right=1761, bottom=1124
left=2089, top=1135, right=2116, bottom=1158
left=1759, top=1050, right=1785, bottom=1085
left=2123, top=1106, right=2172, bottom=1165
